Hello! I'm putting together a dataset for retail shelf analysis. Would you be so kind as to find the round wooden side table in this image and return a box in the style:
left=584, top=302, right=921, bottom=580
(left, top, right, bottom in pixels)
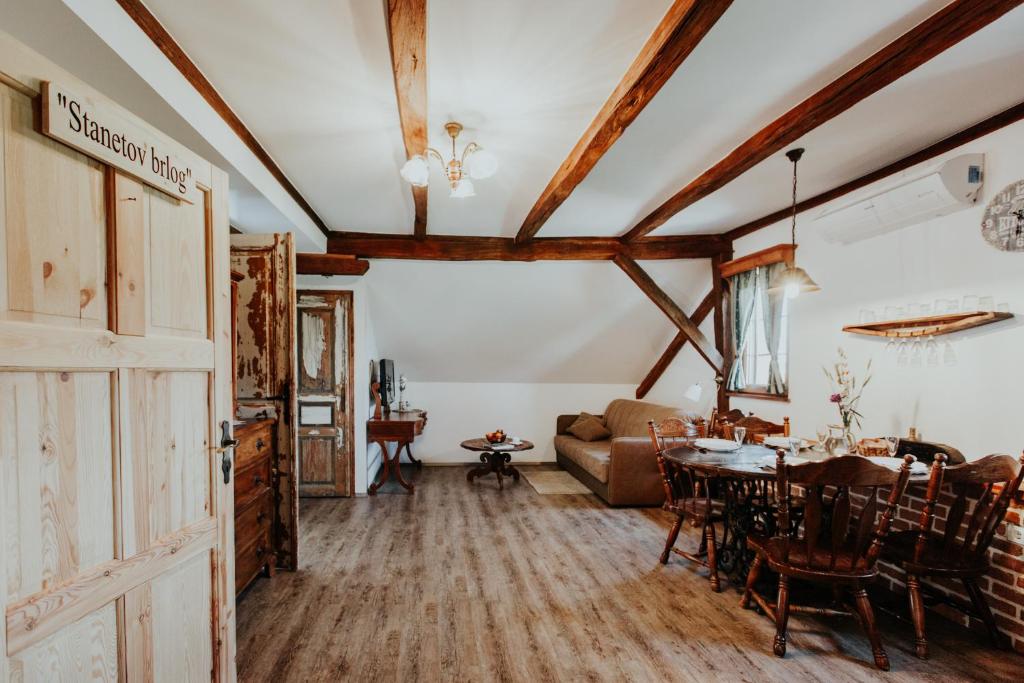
left=461, top=438, right=534, bottom=490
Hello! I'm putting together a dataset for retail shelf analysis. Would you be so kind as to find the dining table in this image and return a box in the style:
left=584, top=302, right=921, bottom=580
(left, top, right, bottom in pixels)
left=662, top=443, right=930, bottom=583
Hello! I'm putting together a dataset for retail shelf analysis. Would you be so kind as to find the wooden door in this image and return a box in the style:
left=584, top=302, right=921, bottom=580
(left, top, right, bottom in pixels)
left=0, top=81, right=234, bottom=680
left=296, top=290, right=354, bottom=497
left=230, top=235, right=299, bottom=569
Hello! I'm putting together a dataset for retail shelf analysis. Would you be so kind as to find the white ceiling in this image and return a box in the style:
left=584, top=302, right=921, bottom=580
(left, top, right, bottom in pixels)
left=7, top=1, right=1024, bottom=240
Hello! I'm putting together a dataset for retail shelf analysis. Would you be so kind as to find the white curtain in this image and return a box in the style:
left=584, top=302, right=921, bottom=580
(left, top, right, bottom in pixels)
left=759, top=263, right=788, bottom=395
left=726, top=269, right=757, bottom=391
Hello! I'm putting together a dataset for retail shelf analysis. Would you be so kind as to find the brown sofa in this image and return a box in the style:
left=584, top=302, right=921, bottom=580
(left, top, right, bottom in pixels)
left=554, top=398, right=700, bottom=506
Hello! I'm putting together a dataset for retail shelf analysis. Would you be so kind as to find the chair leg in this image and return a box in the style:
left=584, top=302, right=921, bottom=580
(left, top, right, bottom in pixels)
left=704, top=519, right=720, bottom=593
left=907, top=574, right=928, bottom=659
left=773, top=574, right=791, bottom=657
left=852, top=585, right=890, bottom=671
left=963, top=577, right=1008, bottom=650
left=660, top=515, right=683, bottom=565
left=740, top=553, right=764, bottom=609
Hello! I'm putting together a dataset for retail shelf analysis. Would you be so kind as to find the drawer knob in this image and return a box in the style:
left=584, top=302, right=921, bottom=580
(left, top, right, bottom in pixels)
left=254, top=475, right=263, bottom=486
left=256, top=438, right=265, bottom=450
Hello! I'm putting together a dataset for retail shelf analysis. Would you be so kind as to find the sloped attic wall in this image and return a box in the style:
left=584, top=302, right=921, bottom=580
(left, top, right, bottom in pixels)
left=364, top=258, right=718, bottom=462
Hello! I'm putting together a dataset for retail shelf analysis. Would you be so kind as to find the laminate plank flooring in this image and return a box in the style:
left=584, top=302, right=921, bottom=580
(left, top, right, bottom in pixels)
left=236, top=466, right=1023, bottom=682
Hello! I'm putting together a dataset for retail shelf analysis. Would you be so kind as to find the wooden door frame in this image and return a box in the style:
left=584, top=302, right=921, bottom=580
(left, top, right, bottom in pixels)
left=296, top=289, right=355, bottom=496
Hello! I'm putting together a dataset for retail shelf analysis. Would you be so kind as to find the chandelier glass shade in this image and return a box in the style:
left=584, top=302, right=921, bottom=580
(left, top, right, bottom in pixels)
left=399, top=121, right=497, bottom=198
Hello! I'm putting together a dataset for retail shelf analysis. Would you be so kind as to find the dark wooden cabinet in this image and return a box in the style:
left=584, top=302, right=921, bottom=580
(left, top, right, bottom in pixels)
left=235, top=417, right=277, bottom=595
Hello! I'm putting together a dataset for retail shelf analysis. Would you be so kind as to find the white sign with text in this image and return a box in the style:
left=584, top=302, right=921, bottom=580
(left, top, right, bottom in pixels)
left=41, top=81, right=200, bottom=204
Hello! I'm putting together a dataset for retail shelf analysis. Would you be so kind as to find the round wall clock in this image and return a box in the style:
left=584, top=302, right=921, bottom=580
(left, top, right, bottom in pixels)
left=981, top=180, right=1024, bottom=251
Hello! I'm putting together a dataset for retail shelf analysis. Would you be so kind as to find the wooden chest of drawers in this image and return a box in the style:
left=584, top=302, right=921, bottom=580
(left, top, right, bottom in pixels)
left=234, top=418, right=277, bottom=595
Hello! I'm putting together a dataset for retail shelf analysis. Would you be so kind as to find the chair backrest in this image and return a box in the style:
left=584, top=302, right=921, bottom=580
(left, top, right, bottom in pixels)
left=725, top=415, right=790, bottom=443
left=709, top=408, right=745, bottom=438
left=648, top=418, right=703, bottom=507
left=775, top=451, right=915, bottom=573
left=911, top=452, right=1024, bottom=566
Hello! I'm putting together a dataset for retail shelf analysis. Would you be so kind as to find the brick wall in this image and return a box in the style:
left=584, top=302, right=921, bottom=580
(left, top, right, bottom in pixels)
left=864, top=487, right=1024, bottom=653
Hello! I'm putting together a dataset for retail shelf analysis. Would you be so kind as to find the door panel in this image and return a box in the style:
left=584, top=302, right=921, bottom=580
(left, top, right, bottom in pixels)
left=119, top=369, right=211, bottom=556
left=147, top=187, right=207, bottom=338
left=296, top=291, right=353, bottom=497
left=1, top=91, right=106, bottom=328
left=231, top=234, right=298, bottom=570
left=0, top=72, right=233, bottom=681
left=9, top=601, right=118, bottom=682
left=0, top=371, right=115, bottom=600
left=125, top=550, right=214, bottom=683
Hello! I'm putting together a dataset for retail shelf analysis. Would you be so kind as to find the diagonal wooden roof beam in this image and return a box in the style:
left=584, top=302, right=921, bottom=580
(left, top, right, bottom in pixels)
left=614, top=255, right=723, bottom=373
left=622, top=0, right=1024, bottom=241
left=515, top=0, right=733, bottom=244
left=636, top=291, right=715, bottom=399
left=385, top=0, right=429, bottom=238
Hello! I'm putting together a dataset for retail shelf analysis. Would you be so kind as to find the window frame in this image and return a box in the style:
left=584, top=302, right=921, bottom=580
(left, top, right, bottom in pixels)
left=719, top=244, right=796, bottom=402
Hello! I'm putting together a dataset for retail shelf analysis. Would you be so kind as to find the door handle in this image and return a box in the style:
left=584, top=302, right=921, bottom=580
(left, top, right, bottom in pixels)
left=219, top=420, right=239, bottom=484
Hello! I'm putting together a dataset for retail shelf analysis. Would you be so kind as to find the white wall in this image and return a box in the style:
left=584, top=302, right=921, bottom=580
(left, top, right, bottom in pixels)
left=722, top=120, right=1024, bottom=459
left=296, top=275, right=381, bottom=494
left=365, top=258, right=719, bottom=463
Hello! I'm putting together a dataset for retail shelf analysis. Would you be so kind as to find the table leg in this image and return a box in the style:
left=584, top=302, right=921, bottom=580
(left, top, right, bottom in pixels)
left=368, top=439, right=416, bottom=494
left=403, top=442, right=422, bottom=467
left=466, top=452, right=520, bottom=489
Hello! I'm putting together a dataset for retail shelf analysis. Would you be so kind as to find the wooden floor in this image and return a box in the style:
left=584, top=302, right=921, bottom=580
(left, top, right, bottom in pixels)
left=236, top=466, right=1022, bottom=682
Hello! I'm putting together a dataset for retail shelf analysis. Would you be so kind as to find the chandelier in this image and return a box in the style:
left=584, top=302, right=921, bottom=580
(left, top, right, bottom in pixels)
left=767, top=147, right=820, bottom=299
left=400, top=121, right=498, bottom=198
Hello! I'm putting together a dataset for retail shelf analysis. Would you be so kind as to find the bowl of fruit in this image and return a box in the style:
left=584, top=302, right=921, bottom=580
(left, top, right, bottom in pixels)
left=485, top=429, right=507, bottom=444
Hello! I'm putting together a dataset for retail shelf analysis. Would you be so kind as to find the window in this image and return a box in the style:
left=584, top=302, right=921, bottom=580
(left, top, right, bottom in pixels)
left=723, top=252, right=792, bottom=399
left=736, top=278, right=789, bottom=391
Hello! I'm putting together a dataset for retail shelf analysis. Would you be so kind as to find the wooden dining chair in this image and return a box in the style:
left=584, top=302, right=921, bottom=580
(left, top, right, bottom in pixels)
left=741, top=451, right=916, bottom=670
left=725, top=414, right=790, bottom=444
left=708, top=408, right=744, bottom=438
left=882, top=451, right=1024, bottom=658
left=647, top=418, right=722, bottom=591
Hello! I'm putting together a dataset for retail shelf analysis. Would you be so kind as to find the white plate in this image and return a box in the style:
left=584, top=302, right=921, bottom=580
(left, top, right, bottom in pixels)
left=694, top=438, right=740, bottom=452
left=864, top=456, right=928, bottom=474
left=764, top=436, right=810, bottom=450
left=760, top=455, right=811, bottom=469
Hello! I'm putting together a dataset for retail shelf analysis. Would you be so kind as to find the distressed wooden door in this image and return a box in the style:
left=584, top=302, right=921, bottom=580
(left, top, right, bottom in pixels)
left=296, top=290, right=354, bottom=497
left=0, top=81, right=234, bottom=680
left=230, top=235, right=299, bottom=569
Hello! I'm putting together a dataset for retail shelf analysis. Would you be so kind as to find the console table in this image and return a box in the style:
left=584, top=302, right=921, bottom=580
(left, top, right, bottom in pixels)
left=367, top=409, right=427, bottom=494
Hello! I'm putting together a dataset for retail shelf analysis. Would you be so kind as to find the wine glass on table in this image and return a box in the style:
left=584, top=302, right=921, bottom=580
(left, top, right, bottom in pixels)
left=885, top=436, right=900, bottom=458
left=733, top=426, right=747, bottom=449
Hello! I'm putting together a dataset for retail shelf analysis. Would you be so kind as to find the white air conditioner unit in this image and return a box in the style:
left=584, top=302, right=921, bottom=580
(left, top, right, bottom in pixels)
left=815, top=153, right=984, bottom=244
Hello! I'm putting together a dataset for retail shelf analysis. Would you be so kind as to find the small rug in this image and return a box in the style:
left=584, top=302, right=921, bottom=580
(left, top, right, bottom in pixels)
left=521, top=469, right=592, bottom=495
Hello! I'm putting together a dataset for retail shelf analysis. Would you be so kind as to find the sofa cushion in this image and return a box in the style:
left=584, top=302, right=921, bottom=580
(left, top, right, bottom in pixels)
left=553, top=434, right=610, bottom=483
left=566, top=412, right=611, bottom=442
left=603, top=398, right=693, bottom=438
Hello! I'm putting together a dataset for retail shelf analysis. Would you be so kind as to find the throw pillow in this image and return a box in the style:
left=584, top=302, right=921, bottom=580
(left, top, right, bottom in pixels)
left=567, top=412, right=611, bottom=442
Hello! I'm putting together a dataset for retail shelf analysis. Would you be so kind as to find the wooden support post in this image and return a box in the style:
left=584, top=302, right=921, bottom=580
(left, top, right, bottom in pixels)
left=636, top=291, right=715, bottom=399
left=711, top=245, right=733, bottom=412
left=613, top=255, right=723, bottom=373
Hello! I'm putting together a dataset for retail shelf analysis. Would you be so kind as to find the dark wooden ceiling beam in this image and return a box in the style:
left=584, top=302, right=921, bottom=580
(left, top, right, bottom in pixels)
left=327, top=232, right=727, bottom=261
left=385, top=0, right=429, bottom=238
left=296, top=253, right=370, bottom=276
left=115, top=0, right=331, bottom=237
left=613, top=255, right=723, bottom=372
left=725, top=99, right=1024, bottom=241
left=636, top=291, right=715, bottom=399
left=622, top=0, right=1024, bottom=241
left=514, top=0, right=733, bottom=243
